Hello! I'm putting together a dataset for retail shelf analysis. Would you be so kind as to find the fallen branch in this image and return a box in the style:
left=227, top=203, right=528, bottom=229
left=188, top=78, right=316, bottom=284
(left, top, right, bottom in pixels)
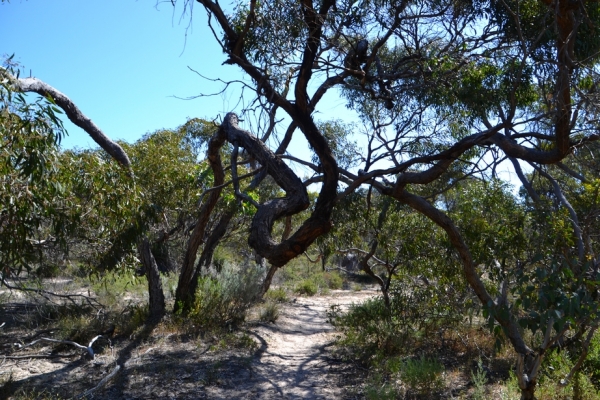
left=75, top=364, right=121, bottom=399
left=2, top=353, right=80, bottom=360
left=16, top=335, right=105, bottom=360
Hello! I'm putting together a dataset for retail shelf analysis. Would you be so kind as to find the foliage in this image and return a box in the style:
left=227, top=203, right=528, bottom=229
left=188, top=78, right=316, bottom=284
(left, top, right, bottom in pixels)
left=0, top=61, right=72, bottom=276
left=187, top=263, right=263, bottom=330
left=258, top=300, right=280, bottom=323
left=330, top=271, right=469, bottom=362
left=527, top=348, right=600, bottom=399
left=4, top=0, right=600, bottom=397
left=362, top=355, right=444, bottom=399
left=294, top=278, right=318, bottom=296
left=471, top=357, right=488, bottom=400
left=57, top=126, right=208, bottom=274
left=264, top=287, right=289, bottom=302
left=398, top=355, right=445, bottom=396
left=322, top=271, right=344, bottom=290
left=363, top=375, right=398, bottom=400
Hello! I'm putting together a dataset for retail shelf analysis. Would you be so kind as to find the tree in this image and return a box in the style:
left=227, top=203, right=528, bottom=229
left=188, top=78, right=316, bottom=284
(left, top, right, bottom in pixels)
left=169, top=0, right=599, bottom=397
left=0, top=60, right=75, bottom=279
left=57, top=124, right=220, bottom=319
left=4, top=0, right=600, bottom=396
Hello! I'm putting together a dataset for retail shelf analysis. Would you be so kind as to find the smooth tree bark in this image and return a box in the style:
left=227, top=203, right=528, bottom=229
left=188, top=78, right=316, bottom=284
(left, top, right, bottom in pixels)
left=174, top=120, right=227, bottom=313
left=137, top=237, right=166, bottom=320
left=2, top=68, right=131, bottom=171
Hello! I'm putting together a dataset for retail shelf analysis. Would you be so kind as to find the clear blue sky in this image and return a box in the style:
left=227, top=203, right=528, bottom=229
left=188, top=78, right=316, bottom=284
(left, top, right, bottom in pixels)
left=1, top=0, right=253, bottom=149
left=1, top=1, right=523, bottom=186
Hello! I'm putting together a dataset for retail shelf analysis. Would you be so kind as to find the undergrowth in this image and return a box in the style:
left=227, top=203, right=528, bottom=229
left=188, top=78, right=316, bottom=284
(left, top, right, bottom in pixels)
left=185, top=263, right=263, bottom=331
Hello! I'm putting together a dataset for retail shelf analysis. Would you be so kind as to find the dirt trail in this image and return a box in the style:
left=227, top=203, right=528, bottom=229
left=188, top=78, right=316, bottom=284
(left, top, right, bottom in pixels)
left=245, top=290, right=376, bottom=399
left=2, top=289, right=376, bottom=399
left=204, top=289, right=376, bottom=399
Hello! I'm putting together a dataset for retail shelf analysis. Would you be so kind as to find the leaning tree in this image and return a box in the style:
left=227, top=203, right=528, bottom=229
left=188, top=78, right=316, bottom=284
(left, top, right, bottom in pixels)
left=4, top=0, right=600, bottom=396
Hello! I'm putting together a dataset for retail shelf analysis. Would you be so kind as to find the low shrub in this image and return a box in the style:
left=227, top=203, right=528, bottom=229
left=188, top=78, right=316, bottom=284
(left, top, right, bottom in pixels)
left=259, top=301, right=280, bottom=323
left=188, top=263, right=263, bottom=330
left=322, top=271, right=343, bottom=290
left=471, top=357, right=488, bottom=400
left=294, top=279, right=318, bottom=296
left=264, top=287, right=289, bottom=302
left=399, top=355, right=444, bottom=396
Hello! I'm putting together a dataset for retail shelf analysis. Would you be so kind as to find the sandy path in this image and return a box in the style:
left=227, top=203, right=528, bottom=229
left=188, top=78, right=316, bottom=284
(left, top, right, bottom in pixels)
left=2, top=289, right=376, bottom=399
left=205, top=289, right=376, bottom=399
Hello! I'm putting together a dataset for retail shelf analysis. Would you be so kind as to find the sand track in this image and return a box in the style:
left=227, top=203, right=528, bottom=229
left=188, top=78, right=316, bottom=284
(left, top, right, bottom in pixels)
left=1, top=290, right=376, bottom=399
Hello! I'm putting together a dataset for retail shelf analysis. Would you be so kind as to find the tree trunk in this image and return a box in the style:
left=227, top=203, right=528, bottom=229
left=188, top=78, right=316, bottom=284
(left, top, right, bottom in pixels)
left=181, top=209, right=235, bottom=313
left=138, top=237, right=165, bottom=321
left=174, top=124, right=227, bottom=313
left=520, top=386, right=537, bottom=400
left=517, top=353, right=543, bottom=400
left=261, top=264, right=278, bottom=296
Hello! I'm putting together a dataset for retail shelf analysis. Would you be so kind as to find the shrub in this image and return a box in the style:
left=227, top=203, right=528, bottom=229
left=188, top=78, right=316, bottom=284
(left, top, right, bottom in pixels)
left=364, top=374, right=398, bottom=400
left=400, top=355, right=444, bottom=396
left=471, top=357, right=488, bottom=400
left=583, top=330, right=600, bottom=387
left=328, top=297, right=397, bottom=359
left=294, top=279, right=318, bottom=296
left=259, top=301, right=280, bottom=323
left=323, top=271, right=343, bottom=289
left=34, top=263, right=61, bottom=278
left=188, top=263, right=263, bottom=330
left=265, top=287, right=289, bottom=302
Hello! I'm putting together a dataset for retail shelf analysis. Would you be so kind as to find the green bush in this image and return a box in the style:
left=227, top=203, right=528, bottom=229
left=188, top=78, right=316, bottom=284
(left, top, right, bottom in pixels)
left=294, top=279, right=318, bottom=296
left=328, top=297, right=397, bottom=359
left=323, top=271, right=343, bottom=289
left=400, top=355, right=444, bottom=396
left=583, top=331, right=600, bottom=387
left=472, top=357, right=488, bottom=400
left=34, top=263, right=61, bottom=278
left=364, top=374, right=398, bottom=400
left=534, top=347, right=600, bottom=399
left=188, top=263, right=263, bottom=330
left=259, top=301, right=280, bottom=323
left=265, top=287, right=289, bottom=302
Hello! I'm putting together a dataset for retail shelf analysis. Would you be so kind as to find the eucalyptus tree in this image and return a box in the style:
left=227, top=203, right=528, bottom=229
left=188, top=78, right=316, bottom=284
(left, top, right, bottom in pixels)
left=168, top=0, right=600, bottom=397
left=4, top=0, right=600, bottom=395
left=58, top=123, right=222, bottom=318
left=0, top=60, right=77, bottom=280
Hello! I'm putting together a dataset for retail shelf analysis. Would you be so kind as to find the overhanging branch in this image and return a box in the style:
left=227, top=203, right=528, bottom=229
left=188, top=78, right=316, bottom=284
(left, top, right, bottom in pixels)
left=2, top=69, right=132, bottom=171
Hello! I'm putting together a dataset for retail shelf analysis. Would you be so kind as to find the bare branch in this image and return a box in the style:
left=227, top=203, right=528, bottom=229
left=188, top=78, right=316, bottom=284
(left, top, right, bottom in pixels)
left=1, top=69, right=132, bottom=172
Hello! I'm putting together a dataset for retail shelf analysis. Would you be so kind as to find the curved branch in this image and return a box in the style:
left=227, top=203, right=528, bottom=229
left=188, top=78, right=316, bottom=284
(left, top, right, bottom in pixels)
left=509, top=157, right=541, bottom=203
left=4, top=72, right=131, bottom=171
left=489, top=131, right=574, bottom=165
left=221, top=114, right=321, bottom=266
left=295, top=0, right=335, bottom=111
left=392, top=189, right=533, bottom=355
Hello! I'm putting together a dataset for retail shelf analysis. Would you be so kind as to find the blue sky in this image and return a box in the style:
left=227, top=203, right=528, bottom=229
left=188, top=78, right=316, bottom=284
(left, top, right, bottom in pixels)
left=1, top=0, right=256, bottom=149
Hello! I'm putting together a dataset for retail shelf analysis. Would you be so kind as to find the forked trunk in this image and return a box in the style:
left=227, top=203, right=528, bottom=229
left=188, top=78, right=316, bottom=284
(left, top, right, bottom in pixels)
left=517, top=353, right=543, bottom=400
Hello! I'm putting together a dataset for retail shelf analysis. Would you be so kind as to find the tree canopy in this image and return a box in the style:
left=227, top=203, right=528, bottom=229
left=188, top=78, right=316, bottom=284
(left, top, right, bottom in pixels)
left=2, top=0, right=600, bottom=397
